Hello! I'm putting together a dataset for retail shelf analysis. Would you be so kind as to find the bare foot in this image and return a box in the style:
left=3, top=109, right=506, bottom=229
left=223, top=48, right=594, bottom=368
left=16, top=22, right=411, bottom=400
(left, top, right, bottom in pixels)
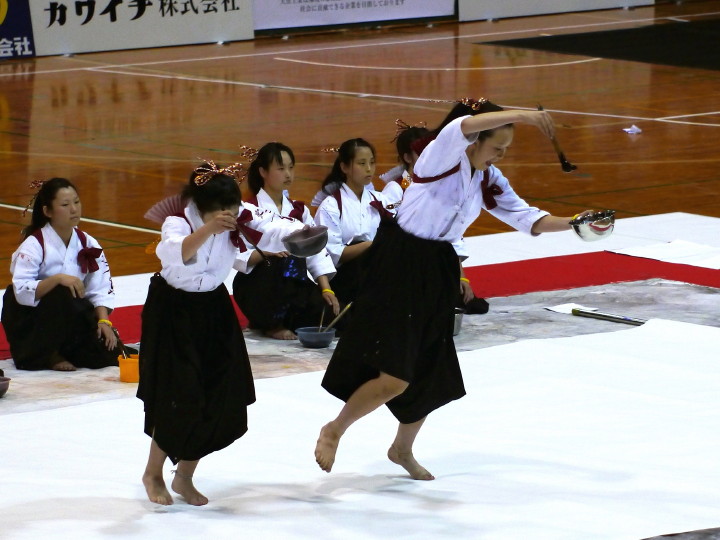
left=52, top=360, right=76, bottom=371
left=265, top=327, right=297, bottom=340
left=388, top=446, right=435, bottom=480
left=315, top=423, right=341, bottom=473
left=171, top=473, right=208, bottom=506
left=142, top=473, right=174, bottom=505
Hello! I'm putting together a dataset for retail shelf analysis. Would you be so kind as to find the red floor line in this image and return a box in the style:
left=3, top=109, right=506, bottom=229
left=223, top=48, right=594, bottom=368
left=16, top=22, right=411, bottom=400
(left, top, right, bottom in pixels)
left=2, top=254, right=718, bottom=360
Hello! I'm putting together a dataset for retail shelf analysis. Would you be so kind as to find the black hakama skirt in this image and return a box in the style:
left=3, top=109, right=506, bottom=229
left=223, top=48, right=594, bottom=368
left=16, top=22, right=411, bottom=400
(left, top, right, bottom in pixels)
left=321, top=220, right=466, bottom=424
left=232, top=256, right=329, bottom=332
left=328, top=244, right=371, bottom=305
left=1, top=286, right=120, bottom=370
left=137, top=274, right=256, bottom=464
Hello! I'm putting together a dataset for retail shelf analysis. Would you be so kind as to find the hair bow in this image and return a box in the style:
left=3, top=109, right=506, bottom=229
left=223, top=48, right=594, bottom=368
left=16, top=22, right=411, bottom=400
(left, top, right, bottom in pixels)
left=392, top=118, right=428, bottom=141
left=429, top=97, right=489, bottom=111
left=238, top=145, right=259, bottom=162
left=22, top=179, right=48, bottom=217
left=193, top=160, right=244, bottom=186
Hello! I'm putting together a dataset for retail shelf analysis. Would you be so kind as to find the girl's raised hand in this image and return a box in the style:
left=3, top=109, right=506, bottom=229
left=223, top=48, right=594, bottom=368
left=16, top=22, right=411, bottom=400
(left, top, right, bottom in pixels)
left=516, top=110, right=556, bottom=140
left=205, top=210, right=238, bottom=235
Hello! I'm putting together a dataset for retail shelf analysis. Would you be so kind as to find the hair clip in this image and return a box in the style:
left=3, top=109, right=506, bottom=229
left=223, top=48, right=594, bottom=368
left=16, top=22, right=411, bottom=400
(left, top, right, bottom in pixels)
left=321, top=146, right=340, bottom=154
left=392, top=118, right=428, bottom=141
left=429, top=97, right=489, bottom=111
left=459, top=97, right=488, bottom=110
left=238, top=145, right=259, bottom=162
left=22, top=179, right=48, bottom=216
left=193, top=160, right=244, bottom=186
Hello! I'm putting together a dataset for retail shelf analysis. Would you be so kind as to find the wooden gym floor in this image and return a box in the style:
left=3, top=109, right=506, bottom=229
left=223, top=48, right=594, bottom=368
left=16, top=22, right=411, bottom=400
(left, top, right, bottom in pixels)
left=1, top=0, right=719, bottom=285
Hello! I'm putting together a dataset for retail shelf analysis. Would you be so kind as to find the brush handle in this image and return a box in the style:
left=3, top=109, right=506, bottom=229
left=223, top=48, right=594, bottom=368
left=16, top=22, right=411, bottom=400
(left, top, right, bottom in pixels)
left=325, top=302, right=353, bottom=331
left=538, top=104, right=563, bottom=150
left=317, top=307, right=326, bottom=332
left=538, top=104, right=576, bottom=172
left=237, top=229, right=271, bottom=266
left=548, top=133, right=563, bottom=154
left=571, top=308, right=646, bottom=326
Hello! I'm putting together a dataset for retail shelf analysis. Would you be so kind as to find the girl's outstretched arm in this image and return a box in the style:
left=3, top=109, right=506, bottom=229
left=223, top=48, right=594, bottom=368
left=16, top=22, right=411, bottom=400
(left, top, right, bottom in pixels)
left=531, top=210, right=594, bottom=234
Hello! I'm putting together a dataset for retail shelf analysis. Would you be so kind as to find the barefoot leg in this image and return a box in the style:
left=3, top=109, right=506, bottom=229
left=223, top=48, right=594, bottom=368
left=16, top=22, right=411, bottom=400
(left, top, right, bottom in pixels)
left=172, top=460, right=208, bottom=506
left=50, top=352, right=76, bottom=371
left=315, top=372, right=409, bottom=473
left=314, top=422, right=342, bottom=473
left=387, top=417, right=435, bottom=480
left=142, top=440, right=173, bottom=505
left=52, top=360, right=77, bottom=371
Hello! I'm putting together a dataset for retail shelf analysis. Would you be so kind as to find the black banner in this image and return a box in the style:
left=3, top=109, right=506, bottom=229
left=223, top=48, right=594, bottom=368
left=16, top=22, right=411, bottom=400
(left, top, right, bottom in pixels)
left=0, top=0, right=35, bottom=59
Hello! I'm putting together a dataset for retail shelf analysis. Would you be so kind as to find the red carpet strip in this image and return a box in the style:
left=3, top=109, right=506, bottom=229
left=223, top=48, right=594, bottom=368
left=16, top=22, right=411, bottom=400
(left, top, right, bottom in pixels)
left=1, top=253, right=718, bottom=361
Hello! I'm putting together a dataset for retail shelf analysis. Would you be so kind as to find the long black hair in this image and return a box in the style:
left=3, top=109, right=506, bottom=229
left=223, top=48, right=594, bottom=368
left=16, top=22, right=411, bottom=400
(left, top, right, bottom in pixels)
left=321, top=138, right=376, bottom=194
left=395, top=126, right=429, bottom=169
left=183, top=163, right=242, bottom=215
left=22, top=177, right=77, bottom=239
left=246, top=142, right=295, bottom=195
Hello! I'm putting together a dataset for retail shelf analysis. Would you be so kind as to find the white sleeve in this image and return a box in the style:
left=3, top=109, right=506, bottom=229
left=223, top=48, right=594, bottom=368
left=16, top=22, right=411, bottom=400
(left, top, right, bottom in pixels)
left=381, top=181, right=404, bottom=205
left=244, top=202, right=305, bottom=253
left=300, top=205, right=337, bottom=279
left=414, top=116, right=478, bottom=178
left=313, top=197, right=344, bottom=267
left=233, top=248, right=257, bottom=274
left=155, top=216, right=192, bottom=267
left=485, top=169, right=549, bottom=235
left=9, top=237, right=44, bottom=307
left=82, top=234, right=115, bottom=310
left=306, top=251, right=336, bottom=281
left=379, top=165, right=404, bottom=184
left=301, top=206, right=315, bottom=226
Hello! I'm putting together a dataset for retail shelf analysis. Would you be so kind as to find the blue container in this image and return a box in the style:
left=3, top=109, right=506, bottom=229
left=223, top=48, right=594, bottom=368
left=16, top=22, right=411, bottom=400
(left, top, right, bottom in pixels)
left=295, top=327, right=336, bottom=348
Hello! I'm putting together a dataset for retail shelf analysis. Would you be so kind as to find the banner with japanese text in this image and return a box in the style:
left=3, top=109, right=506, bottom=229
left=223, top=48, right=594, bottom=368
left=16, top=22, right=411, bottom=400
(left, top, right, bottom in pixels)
left=0, top=0, right=36, bottom=59
left=459, top=0, right=653, bottom=21
left=28, top=0, right=254, bottom=57
left=253, top=0, right=454, bottom=31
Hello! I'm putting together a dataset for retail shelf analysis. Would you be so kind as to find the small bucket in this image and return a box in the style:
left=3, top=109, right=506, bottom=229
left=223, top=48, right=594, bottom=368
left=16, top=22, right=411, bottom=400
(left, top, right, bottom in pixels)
left=453, top=308, right=465, bottom=336
left=118, top=354, right=140, bottom=383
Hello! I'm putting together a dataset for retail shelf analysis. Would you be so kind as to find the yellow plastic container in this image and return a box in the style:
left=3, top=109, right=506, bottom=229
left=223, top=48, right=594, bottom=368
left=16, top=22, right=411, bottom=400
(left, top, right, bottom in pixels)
left=118, top=353, right=140, bottom=383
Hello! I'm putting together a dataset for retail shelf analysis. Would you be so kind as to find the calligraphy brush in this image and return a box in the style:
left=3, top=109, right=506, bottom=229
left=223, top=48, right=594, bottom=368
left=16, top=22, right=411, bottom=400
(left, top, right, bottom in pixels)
left=324, top=302, right=353, bottom=331
left=317, top=307, right=326, bottom=333
left=537, top=104, right=577, bottom=173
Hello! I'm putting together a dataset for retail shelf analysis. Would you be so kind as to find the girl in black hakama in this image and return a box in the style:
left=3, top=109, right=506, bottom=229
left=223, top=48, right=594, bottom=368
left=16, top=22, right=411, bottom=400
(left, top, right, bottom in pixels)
left=2, top=178, right=121, bottom=371
left=232, top=142, right=339, bottom=340
left=312, top=138, right=393, bottom=306
left=315, top=99, right=590, bottom=480
left=138, top=162, right=304, bottom=506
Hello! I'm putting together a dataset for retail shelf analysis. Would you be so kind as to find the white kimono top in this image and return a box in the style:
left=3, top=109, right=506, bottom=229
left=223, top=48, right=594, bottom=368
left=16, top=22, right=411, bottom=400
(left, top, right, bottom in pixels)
left=244, top=188, right=336, bottom=280
left=397, top=116, right=549, bottom=260
left=10, top=223, right=115, bottom=309
left=156, top=200, right=303, bottom=292
left=314, top=182, right=391, bottom=268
